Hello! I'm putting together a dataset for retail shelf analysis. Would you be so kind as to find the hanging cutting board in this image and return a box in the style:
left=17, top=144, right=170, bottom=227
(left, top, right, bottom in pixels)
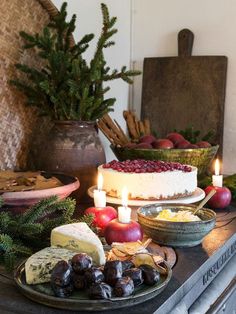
left=141, top=29, right=227, bottom=155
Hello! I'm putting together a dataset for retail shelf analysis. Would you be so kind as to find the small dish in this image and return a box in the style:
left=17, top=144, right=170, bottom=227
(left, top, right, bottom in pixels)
left=137, top=204, right=216, bottom=247
left=1, top=172, right=80, bottom=206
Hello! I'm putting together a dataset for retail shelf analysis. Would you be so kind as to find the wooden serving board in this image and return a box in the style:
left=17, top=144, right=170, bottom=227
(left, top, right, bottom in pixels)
left=141, top=29, right=227, bottom=156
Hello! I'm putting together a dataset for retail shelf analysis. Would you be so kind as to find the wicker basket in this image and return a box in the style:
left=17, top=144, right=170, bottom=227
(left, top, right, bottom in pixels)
left=0, top=0, right=69, bottom=170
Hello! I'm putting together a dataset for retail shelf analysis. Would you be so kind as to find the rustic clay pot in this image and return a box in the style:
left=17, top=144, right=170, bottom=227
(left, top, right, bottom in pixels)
left=37, top=121, right=106, bottom=202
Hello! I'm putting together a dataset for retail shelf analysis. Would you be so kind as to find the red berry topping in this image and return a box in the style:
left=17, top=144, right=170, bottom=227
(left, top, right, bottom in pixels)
left=102, top=160, right=192, bottom=173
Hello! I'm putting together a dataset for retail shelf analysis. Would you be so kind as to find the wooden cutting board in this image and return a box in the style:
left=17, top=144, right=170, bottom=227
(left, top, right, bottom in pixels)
left=141, top=29, right=227, bottom=155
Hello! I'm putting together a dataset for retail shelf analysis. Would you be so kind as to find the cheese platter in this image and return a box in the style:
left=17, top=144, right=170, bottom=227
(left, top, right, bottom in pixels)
left=13, top=223, right=173, bottom=311
left=14, top=260, right=171, bottom=311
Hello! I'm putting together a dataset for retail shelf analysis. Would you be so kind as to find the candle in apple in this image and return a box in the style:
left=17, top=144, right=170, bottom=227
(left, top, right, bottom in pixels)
left=204, top=159, right=231, bottom=209
left=212, top=159, right=223, bottom=187
left=118, top=186, right=131, bottom=223
left=94, top=173, right=106, bottom=207
left=85, top=173, right=117, bottom=234
left=104, top=187, right=143, bottom=245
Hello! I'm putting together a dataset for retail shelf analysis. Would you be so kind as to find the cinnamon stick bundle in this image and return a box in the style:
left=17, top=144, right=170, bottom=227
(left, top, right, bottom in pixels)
left=123, top=110, right=151, bottom=140
left=98, top=114, right=129, bottom=146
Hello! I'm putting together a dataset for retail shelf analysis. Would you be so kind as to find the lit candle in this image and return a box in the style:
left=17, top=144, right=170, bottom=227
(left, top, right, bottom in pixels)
left=118, top=187, right=131, bottom=223
left=212, top=159, right=223, bottom=187
left=94, top=173, right=106, bottom=207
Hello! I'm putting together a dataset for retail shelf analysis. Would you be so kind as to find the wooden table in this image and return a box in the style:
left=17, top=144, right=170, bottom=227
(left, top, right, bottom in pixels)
left=0, top=205, right=236, bottom=314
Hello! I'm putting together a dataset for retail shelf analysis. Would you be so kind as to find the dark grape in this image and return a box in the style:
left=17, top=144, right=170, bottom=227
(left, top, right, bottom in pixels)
left=71, top=272, right=86, bottom=290
left=139, top=264, right=160, bottom=285
left=51, top=282, right=74, bottom=298
left=71, top=253, right=92, bottom=274
left=51, top=260, right=72, bottom=287
left=123, top=268, right=143, bottom=286
left=84, top=267, right=104, bottom=286
left=114, top=277, right=134, bottom=297
left=104, top=260, right=122, bottom=286
left=88, top=282, right=112, bottom=300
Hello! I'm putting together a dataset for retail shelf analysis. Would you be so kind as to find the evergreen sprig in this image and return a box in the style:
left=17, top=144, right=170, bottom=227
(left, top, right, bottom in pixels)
left=0, top=196, right=79, bottom=270
left=10, top=2, right=140, bottom=121
left=175, top=126, right=214, bottom=144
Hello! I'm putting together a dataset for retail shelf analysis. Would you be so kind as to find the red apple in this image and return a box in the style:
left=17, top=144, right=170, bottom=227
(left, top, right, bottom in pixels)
left=85, top=206, right=118, bottom=232
left=175, top=140, right=190, bottom=149
left=166, top=132, right=185, bottom=144
left=139, top=135, right=156, bottom=144
left=196, top=141, right=212, bottom=148
left=152, top=139, right=174, bottom=149
left=104, top=219, right=143, bottom=245
left=204, top=186, right=232, bottom=209
left=123, top=142, right=137, bottom=148
left=134, top=142, right=152, bottom=149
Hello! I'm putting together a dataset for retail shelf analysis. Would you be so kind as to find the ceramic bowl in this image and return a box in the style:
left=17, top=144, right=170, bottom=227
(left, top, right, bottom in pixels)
left=1, top=172, right=80, bottom=206
left=111, top=145, right=219, bottom=175
left=137, top=204, right=216, bottom=247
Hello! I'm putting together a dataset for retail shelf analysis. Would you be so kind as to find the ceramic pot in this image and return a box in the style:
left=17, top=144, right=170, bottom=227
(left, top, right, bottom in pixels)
left=37, top=121, right=106, bottom=201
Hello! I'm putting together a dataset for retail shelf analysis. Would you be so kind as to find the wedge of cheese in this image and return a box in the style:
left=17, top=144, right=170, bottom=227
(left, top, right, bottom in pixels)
left=51, top=222, right=105, bottom=266
left=25, top=246, right=75, bottom=285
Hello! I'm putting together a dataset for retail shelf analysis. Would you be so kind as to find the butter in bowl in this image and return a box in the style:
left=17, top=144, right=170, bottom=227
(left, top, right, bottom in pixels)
left=137, top=204, right=216, bottom=247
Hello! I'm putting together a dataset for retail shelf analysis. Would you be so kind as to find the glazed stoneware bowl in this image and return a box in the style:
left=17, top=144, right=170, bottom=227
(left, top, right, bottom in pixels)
left=111, top=145, right=219, bottom=175
left=1, top=172, right=80, bottom=207
left=137, top=204, right=216, bottom=247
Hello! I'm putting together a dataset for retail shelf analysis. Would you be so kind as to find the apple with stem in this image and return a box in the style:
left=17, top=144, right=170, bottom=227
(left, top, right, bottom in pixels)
left=104, top=219, right=143, bottom=245
left=204, top=186, right=232, bottom=209
left=85, top=206, right=118, bottom=234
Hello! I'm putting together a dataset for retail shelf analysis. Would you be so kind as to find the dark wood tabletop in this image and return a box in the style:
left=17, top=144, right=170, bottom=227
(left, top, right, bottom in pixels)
left=0, top=204, right=236, bottom=314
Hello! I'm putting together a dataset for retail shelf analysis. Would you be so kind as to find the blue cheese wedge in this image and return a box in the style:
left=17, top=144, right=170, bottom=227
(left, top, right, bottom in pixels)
left=25, top=246, right=75, bottom=285
left=51, top=222, right=105, bottom=266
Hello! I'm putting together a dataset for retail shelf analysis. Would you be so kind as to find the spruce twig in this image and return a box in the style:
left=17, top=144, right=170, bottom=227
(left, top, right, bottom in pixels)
left=0, top=196, right=78, bottom=270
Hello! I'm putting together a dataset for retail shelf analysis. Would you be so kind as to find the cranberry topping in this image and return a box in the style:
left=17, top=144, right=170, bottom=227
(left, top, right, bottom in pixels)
left=102, top=160, right=192, bottom=173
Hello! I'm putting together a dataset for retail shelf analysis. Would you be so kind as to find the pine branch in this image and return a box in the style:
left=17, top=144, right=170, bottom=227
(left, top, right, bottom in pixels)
left=20, top=196, right=58, bottom=224
left=0, top=196, right=77, bottom=271
left=10, top=2, right=141, bottom=121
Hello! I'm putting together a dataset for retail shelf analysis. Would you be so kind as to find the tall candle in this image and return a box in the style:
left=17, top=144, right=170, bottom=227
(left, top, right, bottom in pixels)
left=212, top=159, right=223, bottom=187
left=118, top=187, right=131, bottom=223
left=94, top=173, right=106, bottom=207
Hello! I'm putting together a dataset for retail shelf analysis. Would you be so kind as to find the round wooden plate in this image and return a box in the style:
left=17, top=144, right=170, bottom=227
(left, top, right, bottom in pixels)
left=14, top=260, right=172, bottom=311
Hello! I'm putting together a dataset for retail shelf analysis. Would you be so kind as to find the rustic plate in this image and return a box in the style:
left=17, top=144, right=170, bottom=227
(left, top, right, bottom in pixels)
left=2, top=172, right=80, bottom=206
left=88, top=186, right=205, bottom=206
left=14, top=260, right=172, bottom=311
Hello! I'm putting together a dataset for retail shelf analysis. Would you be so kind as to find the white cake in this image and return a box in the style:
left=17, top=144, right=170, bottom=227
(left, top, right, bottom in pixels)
left=98, top=160, right=197, bottom=200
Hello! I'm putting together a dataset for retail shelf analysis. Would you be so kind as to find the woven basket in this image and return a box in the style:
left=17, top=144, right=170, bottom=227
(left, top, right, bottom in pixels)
left=0, top=0, right=72, bottom=170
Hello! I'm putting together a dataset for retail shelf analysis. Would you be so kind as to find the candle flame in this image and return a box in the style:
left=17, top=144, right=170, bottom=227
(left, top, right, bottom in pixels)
left=215, top=159, right=220, bottom=176
left=97, top=173, right=103, bottom=191
left=122, top=186, right=128, bottom=208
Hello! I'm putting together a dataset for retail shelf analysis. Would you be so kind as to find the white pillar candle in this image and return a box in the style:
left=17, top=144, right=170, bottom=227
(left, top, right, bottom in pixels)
left=118, top=186, right=131, bottom=224
left=212, top=159, right=223, bottom=187
left=94, top=173, right=106, bottom=207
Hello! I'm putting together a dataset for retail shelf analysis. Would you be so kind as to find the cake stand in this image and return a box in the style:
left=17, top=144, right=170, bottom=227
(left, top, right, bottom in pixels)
left=87, top=186, right=205, bottom=206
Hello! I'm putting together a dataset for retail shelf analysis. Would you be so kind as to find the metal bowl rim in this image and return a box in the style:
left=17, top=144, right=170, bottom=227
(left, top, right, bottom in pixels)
left=111, top=144, right=219, bottom=153
left=137, top=203, right=216, bottom=224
